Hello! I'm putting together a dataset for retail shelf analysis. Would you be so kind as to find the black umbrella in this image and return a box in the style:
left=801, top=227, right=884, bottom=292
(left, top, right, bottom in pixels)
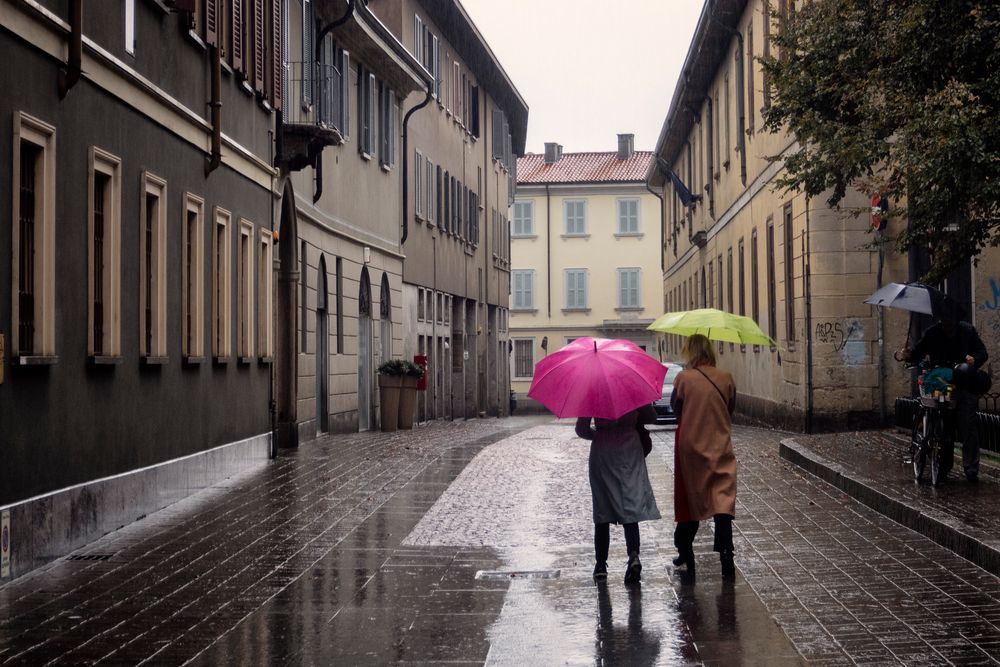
left=864, top=282, right=957, bottom=319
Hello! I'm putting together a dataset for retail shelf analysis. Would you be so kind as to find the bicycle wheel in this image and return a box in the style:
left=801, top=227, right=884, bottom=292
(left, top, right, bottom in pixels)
left=911, top=421, right=926, bottom=482
left=929, top=414, right=943, bottom=486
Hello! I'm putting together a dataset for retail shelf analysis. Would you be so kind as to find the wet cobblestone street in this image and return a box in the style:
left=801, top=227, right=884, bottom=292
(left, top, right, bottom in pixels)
left=2, top=418, right=1000, bottom=665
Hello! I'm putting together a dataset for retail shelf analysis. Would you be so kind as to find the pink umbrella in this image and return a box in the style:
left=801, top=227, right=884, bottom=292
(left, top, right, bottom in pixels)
left=527, top=337, right=667, bottom=420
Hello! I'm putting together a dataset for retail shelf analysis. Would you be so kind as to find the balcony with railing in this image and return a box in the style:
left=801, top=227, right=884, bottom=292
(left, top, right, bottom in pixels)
left=278, top=61, right=346, bottom=172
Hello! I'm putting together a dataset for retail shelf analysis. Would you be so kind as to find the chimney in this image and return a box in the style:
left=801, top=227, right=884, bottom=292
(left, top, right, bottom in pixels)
left=544, top=142, right=562, bottom=164
left=617, top=133, right=634, bottom=160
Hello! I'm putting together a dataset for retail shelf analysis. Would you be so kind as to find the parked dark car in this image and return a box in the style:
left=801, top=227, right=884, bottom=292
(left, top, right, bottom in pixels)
left=652, top=362, right=684, bottom=425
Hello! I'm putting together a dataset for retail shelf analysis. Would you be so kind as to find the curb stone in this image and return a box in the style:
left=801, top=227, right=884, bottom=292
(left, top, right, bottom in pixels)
left=779, top=438, right=1000, bottom=577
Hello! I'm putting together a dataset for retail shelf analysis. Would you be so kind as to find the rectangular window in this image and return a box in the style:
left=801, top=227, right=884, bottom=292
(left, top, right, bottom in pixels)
left=413, top=14, right=424, bottom=63
left=125, top=0, right=136, bottom=54
left=738, top=239, right=746, bottom=317
left=258, top=228, right=273, bottom=358
left=717, top=255, right=724, bottom=311
left=784, top=202, right=796, bottom=342
left=238, top=219, right=255, bottom=359
left=512, top=270, right=534, bottom=310
left=762, top=2, right=772, bottom=110
left=358, top=67, right=375, bottom=156
left=513, top=339, right=534, bottom=378
left=564, top=199, right=586, bottom=235
left=183, top=194, right=205, bottom=359
left=426, top=158, right=434, bottom=224
left=617, top=198, right=639, bottom=234
left=436, top=165, right=442, bottom=225
left=708, top=262, right=714, bottom=308
left=618, top=268, right=640, bottom=309
left=565, top=269, right=587, bottom=309
left=714, top=90, right=721, bottom=177
left=724, top=74, right=731, bottom=166
left=213, top=207, right=232, bottom=360
left=88, top=147, right=122, bottom=359
left=301, top=0, right=313, bottom=108
left=140, top=172, right=167, bottom=359
left=751, top=228, right=760, bottom=329
left=414, top=149, right=423, bottom=219
left=340, top=50, right=351, bottom=139
left=335, top=256, right=344, bottom=353
left=378, top=82, right=396, bottom=167
left=747, top=25, right=755, bottom=134
left=767, top=219, right=777, bottom=342
left=436, top=292, right=443, bottom=323
left=417, top=287, right=425, bottom=321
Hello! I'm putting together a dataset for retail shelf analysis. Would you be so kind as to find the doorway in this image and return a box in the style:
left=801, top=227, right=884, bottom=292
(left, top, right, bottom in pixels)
left=358, top=267, right=373, bottom=431
left=316, top=255, right=329, bottom=434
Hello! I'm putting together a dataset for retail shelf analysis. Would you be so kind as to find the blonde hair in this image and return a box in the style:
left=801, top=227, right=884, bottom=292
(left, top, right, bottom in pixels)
left=683, top=334, right=716, bottom=368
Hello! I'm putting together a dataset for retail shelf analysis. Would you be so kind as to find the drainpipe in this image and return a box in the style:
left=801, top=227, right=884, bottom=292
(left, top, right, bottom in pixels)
left=312, top=1, right=356, bottom=205
left=268, top=129, right=277, bottom=459
left=401, top=86, right=434, bottom=245
left=804, top=196, right=814, bottom=433
left=58, top=0, right=82, bottom=99
left=205, top=43, right=222, bottom=176
left=545, top=184, right=552, bottom=319
left=645, top=182, right=665, bottom=273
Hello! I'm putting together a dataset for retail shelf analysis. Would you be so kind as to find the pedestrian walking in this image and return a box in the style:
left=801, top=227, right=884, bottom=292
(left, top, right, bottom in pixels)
left=575, top=404, right=661, bottom=585
left=670, top=334, right=737, bottom=579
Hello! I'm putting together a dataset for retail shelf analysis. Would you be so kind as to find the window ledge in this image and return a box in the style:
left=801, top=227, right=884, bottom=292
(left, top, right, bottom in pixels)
left=259, top=99, right=273, bottom=114
left=142, top=356, right=169, bottom=366
left=615, top=307, right=645, bottom=313
left=213, top=356, right=232, bottom=365
left=183, top=356, right=206, bottom=365
left=360, top=151, right=373, bottom=162
left=89, top=355, right=123, bottom=365
left=15, top=355, right=59, bottom=366
left=221, top=60, right=234, bottom=76
left=185, top=30, right=207, bottom=52
left=258, top=356, right=273, bottom=365
left=380, top=163, right=392, bottom=173
left=512, top=234, right=537, bottom=240
left=238, top=356, right=255, bottom=365
left=149, top=0, right=171, bottom=14
left=561, top=233, right=590, bottom=239
left=561, top=308, right=591, bottom=314
left=511, top=308, right=537, bottom=314
left=614, top=232, right=644, bottom=239
left=239, top=80, right=255, bottom=97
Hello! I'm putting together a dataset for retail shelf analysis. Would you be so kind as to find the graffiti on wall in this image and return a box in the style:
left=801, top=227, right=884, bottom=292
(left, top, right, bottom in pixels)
left=977, top=277, right=1000, bottom=345
left=815, top=319, right=867, bottom=365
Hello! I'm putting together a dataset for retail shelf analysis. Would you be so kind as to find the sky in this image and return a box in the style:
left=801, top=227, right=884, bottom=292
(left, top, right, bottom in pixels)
left=460, top=0, right=703, bottom=155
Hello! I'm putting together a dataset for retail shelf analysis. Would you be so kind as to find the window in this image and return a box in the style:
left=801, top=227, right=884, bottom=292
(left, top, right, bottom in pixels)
left=140, top=171, right=167, bottom=360
left=618, top=268, right=640, bottom=309
left=358, top=66, right=375, bottom=156
left=714, top=90, right=721, bottom=177
left=417, top=287, right=425, bottom=321
left=738, top=239, right=745, bottom=317
left=747, top=24, right=755, bottom=134
left=717, top=255, right=724, bottom=310
left=565, top=269, right=587, bottom=309
left=88, top=147, right=122, bottom=359
left=414, top=149, right=423, bottom=219
left=751, top=228, right=760, bottom=329
left=183, top=194, right=205, bottom=360
left=340, top=49, right=351, bottom=139
left=378, top=81, right=396, bottom=167
left=12, top=113, right=57, bottom=359
left=784, top=202, right=796, bottom=342
left=413, top=14, right=424, bottom=64
left=238, top=220, right=255, bottom=360
left=513, top=339, right=534, bottom=378
left=512, top=270, right=534, bottom=310
left=212, top=207, right=232, bottom=360
left=513, top=200, right=533, bottom=236
left=708, top=262, right=714, bottom=308
left=616, top=198, right=639, bottom=234
left=258, top=228, right=273, bottom=358
left=125, top=0, right=135, bottom=55
left=767, top=219, right=777, bottom=342
left=724, top=74, right=731, bottom=166
left=762, top=2, right=772, bottom=110
left=426, top=158, right=434, bottom=224
left=335, top=256, right=343, bottom=353
left=564, top=199, right=586, bottom=235
left=301, top=0, right=314, bottom=108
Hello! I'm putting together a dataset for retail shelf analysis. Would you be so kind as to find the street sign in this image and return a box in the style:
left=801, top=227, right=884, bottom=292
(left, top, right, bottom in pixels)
left=1, top=510, right=10, bottom=578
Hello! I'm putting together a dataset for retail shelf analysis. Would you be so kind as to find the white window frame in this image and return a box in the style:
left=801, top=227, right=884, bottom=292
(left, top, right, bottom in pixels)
left=238, top=219, right=255, bottom=360
left=425, top=157, right=434, bottom=224
left=564, top=268, right=588, bottom=310
left=512, top=337, right=534, bottom=379
left=258, top=228, right=274, bottom=359
left=140, top=171, right=167, bottom=359
left=618, top=267, right=641, bottom=309
left=212, top=206, right=232, bottom=360
left=125, top=0, right=135, bottom=55
left=616, top=198, right=640, bottom=234
left=512, top=200, right=534, bottom=236
left=564, top=199, right=587, bottom=235
left=414, top=149, right=424, bottom=219
left=183, top=194, right=205, bottom=359
left=87, top=146, right=122, bottom=359
left=12, top=112, right=57, bottom=359
left=413, top=14, right=424, bottom=64
left=512, top=269, right=534, bottom=310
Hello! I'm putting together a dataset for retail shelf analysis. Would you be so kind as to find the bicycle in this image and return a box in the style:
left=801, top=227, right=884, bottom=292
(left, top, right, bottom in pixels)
left=907, top=363, right=955, bottom=486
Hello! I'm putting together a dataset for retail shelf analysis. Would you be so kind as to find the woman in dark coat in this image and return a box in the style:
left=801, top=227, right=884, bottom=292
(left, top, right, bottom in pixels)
left=576, top=404, right=660, bottom=584
left=670, top=334, right=737, bottom=579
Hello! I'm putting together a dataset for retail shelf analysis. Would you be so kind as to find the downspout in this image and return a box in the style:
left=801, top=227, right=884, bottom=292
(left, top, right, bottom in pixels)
left=268, top=129, right=277, bottom=459
left=645, top=181, right=665, bottom=273
left=313, top=1, right=356, bottom=205
left=205, top=43, right=222, bottom=176
left=545, top=184, right=552, bottom=319
left=401, top=86, right=434, bottom=245
left=58, top=0, right=82, bottom=99
left=733, top=31, right=747, bottom=186
left=804, top=196, right=814, bottom=432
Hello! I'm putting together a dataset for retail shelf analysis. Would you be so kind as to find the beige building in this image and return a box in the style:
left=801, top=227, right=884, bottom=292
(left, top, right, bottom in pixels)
left=647, top=0, right=997, bottom=432
left=510, top=136, right=661, bottom=408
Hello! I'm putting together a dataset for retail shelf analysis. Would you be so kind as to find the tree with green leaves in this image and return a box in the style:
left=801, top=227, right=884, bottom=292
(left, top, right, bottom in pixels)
left=761, top=0, right=1000, bottom=282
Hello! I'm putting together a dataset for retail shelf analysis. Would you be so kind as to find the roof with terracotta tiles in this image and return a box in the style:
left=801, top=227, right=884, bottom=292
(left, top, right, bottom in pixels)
left=517, top=151, right=654, bottom=184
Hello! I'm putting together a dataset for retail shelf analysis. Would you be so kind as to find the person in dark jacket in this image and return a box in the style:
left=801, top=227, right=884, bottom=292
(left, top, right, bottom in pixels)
left=576, top=404, right=660, bottom=585
left=903, top=316, right=989, bottom=481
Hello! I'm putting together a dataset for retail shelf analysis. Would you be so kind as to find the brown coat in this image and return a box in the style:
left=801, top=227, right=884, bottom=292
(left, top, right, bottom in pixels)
left=670, top=364, right=737, bottom=521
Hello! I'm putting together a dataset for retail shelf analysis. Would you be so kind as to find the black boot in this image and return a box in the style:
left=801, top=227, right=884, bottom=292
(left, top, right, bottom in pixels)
left=624, top=551, right=642, bottom=585
left=720, top=550, right=735, bottom=579
left=593, top=561, right=608, bottom=580
left=672, top=550, right=695, bottom=572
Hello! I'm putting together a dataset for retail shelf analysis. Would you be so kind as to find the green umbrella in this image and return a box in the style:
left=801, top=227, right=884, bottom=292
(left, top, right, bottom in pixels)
left=647, top=308, right=776, bottom=347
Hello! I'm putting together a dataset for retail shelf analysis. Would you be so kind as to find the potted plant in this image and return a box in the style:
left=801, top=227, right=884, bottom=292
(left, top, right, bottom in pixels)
left=377, top=359, right=408, bottom=431
left=397, top=360, right=425, bottom=430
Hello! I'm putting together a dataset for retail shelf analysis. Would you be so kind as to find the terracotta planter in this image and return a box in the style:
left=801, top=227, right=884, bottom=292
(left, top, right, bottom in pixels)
left=398, top=376, right=418, bottom=429
left=378, top=375, right=402, bottom=431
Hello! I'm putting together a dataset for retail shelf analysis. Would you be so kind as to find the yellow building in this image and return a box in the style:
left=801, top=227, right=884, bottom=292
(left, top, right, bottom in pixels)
left=647, top=0, right=997, bottom=431
left=510, top=136, right=662, bottom=409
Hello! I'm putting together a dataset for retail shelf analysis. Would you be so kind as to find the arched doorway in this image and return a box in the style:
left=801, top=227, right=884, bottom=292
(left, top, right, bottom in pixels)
left=379, top=274, right=392, bottom=365
left=275, top=179, right=299, bottom=448
left=358, top=267, right=373, bottom=431
left=316, top=255, right=329, bottom=434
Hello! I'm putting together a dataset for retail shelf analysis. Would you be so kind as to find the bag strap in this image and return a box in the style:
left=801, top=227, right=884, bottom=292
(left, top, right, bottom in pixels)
left=696, top=367, right=730, bottom=409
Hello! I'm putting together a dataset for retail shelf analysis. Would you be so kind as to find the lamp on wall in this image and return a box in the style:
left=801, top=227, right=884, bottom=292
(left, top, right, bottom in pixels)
left=541, top=336, right=548, bottom=351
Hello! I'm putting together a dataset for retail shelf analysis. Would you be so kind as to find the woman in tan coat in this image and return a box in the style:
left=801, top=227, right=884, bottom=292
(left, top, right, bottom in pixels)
left=669, top=334, right=737, bottom=578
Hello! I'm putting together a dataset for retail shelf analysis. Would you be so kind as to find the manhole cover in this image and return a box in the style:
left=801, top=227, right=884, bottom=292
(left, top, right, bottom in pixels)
left=475, top=569, right=560, bottom=580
